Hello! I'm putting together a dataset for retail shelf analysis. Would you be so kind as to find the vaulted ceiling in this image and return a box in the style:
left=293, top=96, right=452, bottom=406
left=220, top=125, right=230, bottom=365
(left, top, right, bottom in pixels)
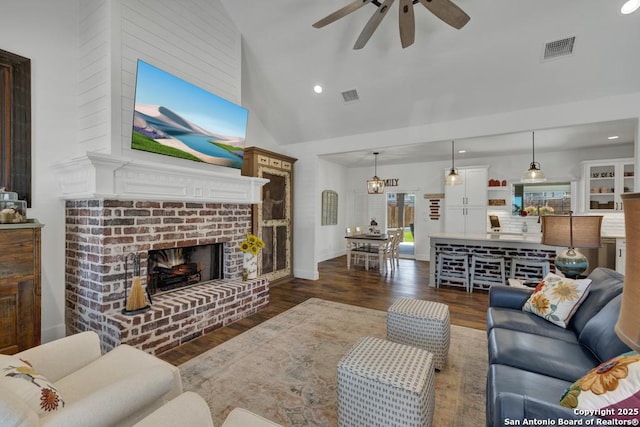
left=220, top=0, right=640, bottom=164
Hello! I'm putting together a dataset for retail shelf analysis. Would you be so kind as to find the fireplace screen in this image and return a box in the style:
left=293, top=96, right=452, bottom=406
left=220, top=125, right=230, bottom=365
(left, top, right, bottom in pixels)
left=147, top=243, right=223, bottom=294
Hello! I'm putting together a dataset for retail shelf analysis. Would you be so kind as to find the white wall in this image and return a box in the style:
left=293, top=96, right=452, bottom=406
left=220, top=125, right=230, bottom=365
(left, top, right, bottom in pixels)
left=0, top=0, right=79, bottom=341
left=316, top=158, right=348, bottom=262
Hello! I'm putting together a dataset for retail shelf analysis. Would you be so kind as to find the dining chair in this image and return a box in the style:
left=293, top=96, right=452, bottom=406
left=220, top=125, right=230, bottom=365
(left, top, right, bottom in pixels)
left=346, top=227, right=365, bottom=265
left=391, top=229, right=402, bottom=266
left=358, top=238, right=395, bottom=274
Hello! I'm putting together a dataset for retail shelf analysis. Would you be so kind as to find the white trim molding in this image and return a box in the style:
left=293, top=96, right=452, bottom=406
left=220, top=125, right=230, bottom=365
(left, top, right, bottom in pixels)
left=53, top=152, right=268, bottom=204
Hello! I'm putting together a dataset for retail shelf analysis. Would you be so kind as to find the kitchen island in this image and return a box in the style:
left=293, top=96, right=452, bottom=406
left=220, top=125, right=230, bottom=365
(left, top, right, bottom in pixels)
left=429, top=232, right=558, bottom=288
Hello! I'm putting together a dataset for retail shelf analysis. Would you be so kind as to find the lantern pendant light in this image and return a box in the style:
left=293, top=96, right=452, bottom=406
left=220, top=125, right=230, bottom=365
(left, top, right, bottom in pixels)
left=444, top=141, right=463, bottom=186
left=367, top=152, right=385, bottom=194
left=522, top=131, right=546, bottom=183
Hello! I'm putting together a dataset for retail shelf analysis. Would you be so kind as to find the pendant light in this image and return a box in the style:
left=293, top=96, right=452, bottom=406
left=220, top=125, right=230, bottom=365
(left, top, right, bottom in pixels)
left=521, top=131, right=546, bottom=183
left=444, top=141, right=463, bottom=186
left=367, top=152, right=385, bottom=194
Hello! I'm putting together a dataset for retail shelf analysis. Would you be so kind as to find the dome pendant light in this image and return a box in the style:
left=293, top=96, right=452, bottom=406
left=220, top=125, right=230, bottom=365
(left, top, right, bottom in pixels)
left=521, top=131, right=546, bottom=183
left=367, top=152, right=385, bottom=194
left=444, top=141, right=463, bottom=186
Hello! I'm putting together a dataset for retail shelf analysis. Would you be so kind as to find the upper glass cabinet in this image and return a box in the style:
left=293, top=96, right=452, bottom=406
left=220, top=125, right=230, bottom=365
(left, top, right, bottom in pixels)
left=584, top=159, right=634, bottom=212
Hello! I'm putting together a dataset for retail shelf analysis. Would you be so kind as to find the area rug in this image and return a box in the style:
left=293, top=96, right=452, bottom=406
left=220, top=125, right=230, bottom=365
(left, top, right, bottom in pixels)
left=180, top=298, right=487, bottom=426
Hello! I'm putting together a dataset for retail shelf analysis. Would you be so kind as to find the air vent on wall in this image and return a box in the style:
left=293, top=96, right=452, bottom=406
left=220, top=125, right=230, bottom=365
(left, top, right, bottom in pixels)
left=341, top=89, right=360, bottom=104
left=542, top=36, right=576, bottom=61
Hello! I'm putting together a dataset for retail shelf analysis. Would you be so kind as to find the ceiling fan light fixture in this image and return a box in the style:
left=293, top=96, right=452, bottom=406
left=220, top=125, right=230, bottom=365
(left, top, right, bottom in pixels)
left=367, top=152, right=386, bottom=194
left=521, top=131, right=547, bottom=183
left=444, top=140, right=463, bottom=186
left=312, top=0, right=470, bottom=50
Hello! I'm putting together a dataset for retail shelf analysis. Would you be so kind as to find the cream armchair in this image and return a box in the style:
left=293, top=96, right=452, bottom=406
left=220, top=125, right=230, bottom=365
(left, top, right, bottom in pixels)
left=0, top=331, right=182, bottom=427
left=134, top=392, right=283, bottom=427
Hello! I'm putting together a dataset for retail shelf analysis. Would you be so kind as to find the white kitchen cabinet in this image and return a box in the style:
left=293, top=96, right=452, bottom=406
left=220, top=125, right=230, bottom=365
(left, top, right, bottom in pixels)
left=444, top=167, right=488, bottom=234
left=616, top=238, right=626, bottom=274
left=584, top=159, right=634, bottom=212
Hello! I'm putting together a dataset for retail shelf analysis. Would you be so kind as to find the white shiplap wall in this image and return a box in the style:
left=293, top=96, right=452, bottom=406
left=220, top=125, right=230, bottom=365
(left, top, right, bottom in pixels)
left=78, top=0, right=111, bottom=154
left=77, top=0, right=242, bottom=158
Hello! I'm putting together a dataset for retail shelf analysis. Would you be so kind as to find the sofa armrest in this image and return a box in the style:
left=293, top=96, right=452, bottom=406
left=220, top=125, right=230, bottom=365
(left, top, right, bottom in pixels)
left=493, top=392, right=597, bottom=427
left=16, top=332, right=102, bottom=383
left=42, top=365, right=173, bottom=427
left=133, top=392, right=214, bottom=427
left=489, top=286, right=532, bottom=310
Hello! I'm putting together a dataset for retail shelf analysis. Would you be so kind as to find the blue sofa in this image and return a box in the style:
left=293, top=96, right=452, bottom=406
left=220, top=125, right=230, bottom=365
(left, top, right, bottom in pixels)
left=486, top=267, right=631, bottom=426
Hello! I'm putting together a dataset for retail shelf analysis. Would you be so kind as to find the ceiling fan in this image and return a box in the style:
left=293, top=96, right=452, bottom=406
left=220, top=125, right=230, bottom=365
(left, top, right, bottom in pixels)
left=312, top=0, right=470, bottom=49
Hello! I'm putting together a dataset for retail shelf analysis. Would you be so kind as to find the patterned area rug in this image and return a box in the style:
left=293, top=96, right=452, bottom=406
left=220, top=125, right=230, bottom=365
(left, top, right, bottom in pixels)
left=180, top=298, right=487, bottom=426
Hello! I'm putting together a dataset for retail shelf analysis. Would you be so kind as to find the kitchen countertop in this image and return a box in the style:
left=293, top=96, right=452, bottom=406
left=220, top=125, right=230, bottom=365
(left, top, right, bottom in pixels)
left=430, top=232, right=543, bottom=244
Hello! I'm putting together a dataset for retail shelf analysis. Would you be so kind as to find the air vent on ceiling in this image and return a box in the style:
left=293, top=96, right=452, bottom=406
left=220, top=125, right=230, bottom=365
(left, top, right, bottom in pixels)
left=542, top=36, right=576, bottom=61
left=341, top=89, right=360, bottom=104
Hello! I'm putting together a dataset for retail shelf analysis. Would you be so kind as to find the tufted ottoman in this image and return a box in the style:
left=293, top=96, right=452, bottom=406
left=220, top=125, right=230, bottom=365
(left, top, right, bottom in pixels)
left=336, top=336, right=435, bottom=427
left=386, top=298, right=451, bottom=370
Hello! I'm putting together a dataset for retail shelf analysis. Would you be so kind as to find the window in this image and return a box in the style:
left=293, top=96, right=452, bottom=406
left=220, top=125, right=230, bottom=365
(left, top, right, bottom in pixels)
left=512, top=182, right=572, bottom=216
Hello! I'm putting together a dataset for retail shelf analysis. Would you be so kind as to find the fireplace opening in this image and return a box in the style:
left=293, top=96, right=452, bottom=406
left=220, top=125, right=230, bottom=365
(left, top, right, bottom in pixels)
left=147, top=243, right=224, bottom=294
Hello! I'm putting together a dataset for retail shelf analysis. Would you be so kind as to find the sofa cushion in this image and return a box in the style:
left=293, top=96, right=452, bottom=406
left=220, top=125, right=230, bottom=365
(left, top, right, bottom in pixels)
left=522, top=273, right=591, bottom=328
left=488, top=328, right=599, bottom=382
left=570, top=268, right=624, bottom=336
left=487, top=364, right=574, bottom=427
left=0, top=355, right=65, bottom=415
left=578, top=294, right=632, bottom=363
left=487, top=307, right=579, bottom=343
left=560, top=351, right=640, bottom=421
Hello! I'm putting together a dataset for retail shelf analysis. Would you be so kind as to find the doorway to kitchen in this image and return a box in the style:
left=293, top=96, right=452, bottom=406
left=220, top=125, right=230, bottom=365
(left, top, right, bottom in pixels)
left=387, top=192, right=415, bottom=258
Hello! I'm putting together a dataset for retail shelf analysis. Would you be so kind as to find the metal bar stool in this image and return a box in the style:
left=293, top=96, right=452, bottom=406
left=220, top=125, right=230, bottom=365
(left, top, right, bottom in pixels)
left=436, top=252, right=470, bottom=292
left=509, top=258, right=550, bottom=282
left=470, top=255, right=506, bottom=292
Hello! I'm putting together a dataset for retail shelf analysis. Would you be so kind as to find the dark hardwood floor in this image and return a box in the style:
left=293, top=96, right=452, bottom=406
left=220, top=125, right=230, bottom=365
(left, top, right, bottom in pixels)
left=159, top=256, right=489, bottom=366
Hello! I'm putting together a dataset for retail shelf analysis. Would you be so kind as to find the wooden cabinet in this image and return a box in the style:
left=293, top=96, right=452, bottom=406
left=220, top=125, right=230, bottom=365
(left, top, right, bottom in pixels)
left=242, top=147, right=296, bottom=284
left=584, top=159, right=634, bottom=212
left=0, top=220, right=43, bottom=354
left=444, top=167, right=488, bottom=234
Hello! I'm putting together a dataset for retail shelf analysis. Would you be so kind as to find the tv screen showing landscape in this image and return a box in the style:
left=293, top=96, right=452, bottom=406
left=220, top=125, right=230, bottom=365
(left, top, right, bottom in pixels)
left=131, top=60, right=248, bottom=169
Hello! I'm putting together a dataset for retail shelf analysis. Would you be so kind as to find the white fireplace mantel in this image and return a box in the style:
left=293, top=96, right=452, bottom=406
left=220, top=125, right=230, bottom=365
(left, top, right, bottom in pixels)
left=53, top=152, right=268, bottom=204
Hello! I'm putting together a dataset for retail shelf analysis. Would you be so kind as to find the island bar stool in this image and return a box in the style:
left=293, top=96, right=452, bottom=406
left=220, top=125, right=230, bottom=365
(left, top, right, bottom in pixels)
left=510, top=258, right=550, bottom=282
left=436, top=252, right=470, bottom=292
left=470, top=255, right=506, bottom=292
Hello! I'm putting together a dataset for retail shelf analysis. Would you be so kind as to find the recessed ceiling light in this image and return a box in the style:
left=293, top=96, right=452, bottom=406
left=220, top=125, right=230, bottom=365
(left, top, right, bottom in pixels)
left=313, top=85, right=323, bottom=94
left=621, top=0, right=640, bottom=14
left=608, top=135, right=620, bottom=140
left=458, top=150, right=467, bottom=154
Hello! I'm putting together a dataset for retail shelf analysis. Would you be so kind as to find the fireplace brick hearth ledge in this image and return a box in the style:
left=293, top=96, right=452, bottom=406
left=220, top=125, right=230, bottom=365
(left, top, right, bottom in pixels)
left=56, top=153, right=271, bottom=354
left=107, top=278, right=269, bottom=355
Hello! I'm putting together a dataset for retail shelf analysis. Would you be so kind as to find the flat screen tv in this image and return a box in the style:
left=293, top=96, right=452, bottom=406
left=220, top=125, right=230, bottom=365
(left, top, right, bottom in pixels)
left=131, top=59, right=248, bottom=169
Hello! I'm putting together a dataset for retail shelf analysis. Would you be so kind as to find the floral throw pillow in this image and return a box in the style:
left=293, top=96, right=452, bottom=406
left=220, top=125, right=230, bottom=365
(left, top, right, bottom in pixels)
left=522, top=273, right=592, bottom=328
left=0, top=355, right=65, bottom=415
left=560, top=351, right=640, bottom=421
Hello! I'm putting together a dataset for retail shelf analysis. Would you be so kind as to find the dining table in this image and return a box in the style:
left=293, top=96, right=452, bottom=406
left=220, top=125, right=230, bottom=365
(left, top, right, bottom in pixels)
left=345, top=233, right=390, bottom=273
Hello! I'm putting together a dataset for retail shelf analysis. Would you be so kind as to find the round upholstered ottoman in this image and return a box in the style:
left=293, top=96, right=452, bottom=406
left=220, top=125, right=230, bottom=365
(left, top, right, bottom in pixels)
left=386, top=298, right=451, bottom=370
left=337, top=336, right=435, bottom=427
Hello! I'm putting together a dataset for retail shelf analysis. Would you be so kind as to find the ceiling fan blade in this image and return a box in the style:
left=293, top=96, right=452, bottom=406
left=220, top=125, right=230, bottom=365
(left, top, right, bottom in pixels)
left=313, top=0, right=374, bottom=28
left=417, top=0, right=470, bottom=30
left=353, top=0, right=396, bottom=49
left=399, top=0, right=415, bottom=48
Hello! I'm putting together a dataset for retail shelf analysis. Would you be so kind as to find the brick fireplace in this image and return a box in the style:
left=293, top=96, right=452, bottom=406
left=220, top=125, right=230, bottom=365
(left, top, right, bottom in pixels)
left=57, top=154, right=270, bottom=354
